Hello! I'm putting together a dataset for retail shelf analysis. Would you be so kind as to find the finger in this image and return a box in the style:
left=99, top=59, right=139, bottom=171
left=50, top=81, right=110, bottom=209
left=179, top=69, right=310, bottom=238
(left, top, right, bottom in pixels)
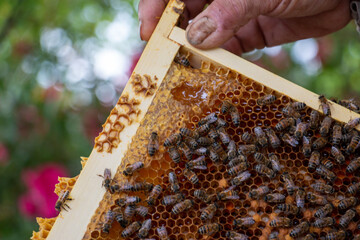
left=179, top=1, right=208, bottom=29
left=222, top=0, right=350, bottom=55
left=185, top=0, right=277, bottom=49
left=185, top=0, right=344, bottom=49
left=138, top=0, right=168, bottom=41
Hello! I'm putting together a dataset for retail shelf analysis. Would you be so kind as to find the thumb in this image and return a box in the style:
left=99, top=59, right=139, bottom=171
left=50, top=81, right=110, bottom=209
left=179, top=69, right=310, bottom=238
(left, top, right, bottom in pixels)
left=186, top=0, right=272, bottom=49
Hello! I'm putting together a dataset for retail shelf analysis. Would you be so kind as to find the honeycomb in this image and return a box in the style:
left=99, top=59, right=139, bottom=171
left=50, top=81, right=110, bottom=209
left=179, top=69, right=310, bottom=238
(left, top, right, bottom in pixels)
left=33, top=57, right=360, bottom=240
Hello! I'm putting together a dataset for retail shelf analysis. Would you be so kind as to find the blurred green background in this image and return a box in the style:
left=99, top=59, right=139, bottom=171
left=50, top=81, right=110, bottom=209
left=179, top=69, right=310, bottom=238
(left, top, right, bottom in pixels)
left=0, top=0, right=359, bottom=239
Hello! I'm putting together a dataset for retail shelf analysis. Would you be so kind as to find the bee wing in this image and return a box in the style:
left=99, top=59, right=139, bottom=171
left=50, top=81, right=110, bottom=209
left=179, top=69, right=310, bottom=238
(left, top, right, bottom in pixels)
left=193, top=165, right=207, bottom=170
left=224, top=185, right=236, bottom=192
left=155, top=141, right=159, bottom=151
left=226, top=195, right=240, bottom=200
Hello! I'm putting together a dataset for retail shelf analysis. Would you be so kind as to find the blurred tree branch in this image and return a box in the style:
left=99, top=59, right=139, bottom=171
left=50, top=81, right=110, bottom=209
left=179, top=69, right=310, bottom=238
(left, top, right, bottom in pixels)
left=0, top=0, right=23, bottom=44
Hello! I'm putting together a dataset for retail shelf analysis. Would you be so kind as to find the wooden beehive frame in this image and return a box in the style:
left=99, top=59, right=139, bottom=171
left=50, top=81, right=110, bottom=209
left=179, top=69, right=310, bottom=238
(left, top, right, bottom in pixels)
left=46, top=1, right=360, bottom=239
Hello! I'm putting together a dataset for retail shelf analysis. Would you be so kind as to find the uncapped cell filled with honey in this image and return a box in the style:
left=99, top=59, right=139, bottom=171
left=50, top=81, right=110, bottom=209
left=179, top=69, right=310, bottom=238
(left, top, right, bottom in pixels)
left=33, top=59, right=360, bottom=240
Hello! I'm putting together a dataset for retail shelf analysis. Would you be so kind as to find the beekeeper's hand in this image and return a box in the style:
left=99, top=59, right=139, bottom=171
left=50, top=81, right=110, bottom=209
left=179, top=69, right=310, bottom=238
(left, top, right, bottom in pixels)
left=139, top=0, right=351, bottom=55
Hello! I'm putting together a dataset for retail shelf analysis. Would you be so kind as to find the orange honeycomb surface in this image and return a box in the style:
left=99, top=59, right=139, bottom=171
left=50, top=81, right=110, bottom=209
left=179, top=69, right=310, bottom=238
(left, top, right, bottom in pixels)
left=33, top=60, right=360, bottom=240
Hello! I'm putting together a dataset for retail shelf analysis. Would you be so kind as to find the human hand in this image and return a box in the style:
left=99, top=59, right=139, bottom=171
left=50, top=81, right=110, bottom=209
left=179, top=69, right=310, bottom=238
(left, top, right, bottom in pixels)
left=139, top=0, right=351, bottom=55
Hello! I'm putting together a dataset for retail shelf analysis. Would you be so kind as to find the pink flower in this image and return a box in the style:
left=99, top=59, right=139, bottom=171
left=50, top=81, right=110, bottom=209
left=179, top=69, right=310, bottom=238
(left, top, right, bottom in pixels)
left=18, top=163, right=68, bottom=219
left=0, top=143, right=9, bottom=165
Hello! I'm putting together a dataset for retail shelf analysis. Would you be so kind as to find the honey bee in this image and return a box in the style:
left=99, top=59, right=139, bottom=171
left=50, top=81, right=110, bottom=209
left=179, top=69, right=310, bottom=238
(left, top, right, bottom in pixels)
left=321, top=159, right=334, bottom=169
left=183, top=168, right=199, bottom=184
left=265, top=128, right=281, bottom=149
left=221, top=100, right=233, bottom=114
left=197, top=123, right=211, bottom=136
left=55, top=190, right=72, bottom=212
left=314, top=203, right=333, bottom=218
left=295, top=122, right=309, bottom=140
left=269, top=217, right=292, bottom=227
left=307, top=192, right=328, bottom=205
left=319, top=116, right=333, bottom=137
left=282, top=172, right=296, bottom=195
left=302, top=136, right=312, bottom=157
left=227, top=140, right=237, bottom=160
left=330, top=146, right=345, bottom=165
left=167, top=146, right=180, bottom=164
left=319, top=95, right=331, bottom=116
left=194, top=189, right=214, bottom=203
left=342, top=130, right=358, bottom=143
left=291, top=102, right=307, bottom=111
left=304, top=233, right=317, bottom=240
left=121, top=221, right=141, bottom=238
left=339, top=196, right=358, bottom=209
left=171, top=199, right=193, bottom=215
left=242, top=132, right=255, bottom=143
left=196, top=137, right=213, bottom=146
left=180, top=127, right=199, bottom=139
left=163, top=132, right=182, bottom=147
left=228, top=162, right=248, bottom=176
left=194, top=147, right=209, bottom=156
left=148, top=132, right=159, bottom=156
left=254, top=152, right=270, bottom=166
left=209, top=148, right=220, bottom=163
left=198, top=223, right=222, bottom=236
left=344, top=118, right=360, bottom=132
left=282, top=105, right=301, bottom=118
left=124, top=205, right=136, bottom=221
left=281, top=133, right=299, bottom=147
left=208, top=128, right=219, bottom=140
left=255, top=164, right=275, bottom=178
left=290, top=221, right=309, bottom=238
left=138, top=219, right=152, bottom=238
left=277, top=204, right=299, bottom=215
left=185, top=156, right=207, bottom=171
left=248, top=185, right=269, bottom=199
left=174, top=52, right=190, bottom=67
left=257, top=94, right=276, bottom=106
left=230, top=107, right=240, bottom=127
left=234, top=217, right=256, bottom=228
left=198, top=113, right=217, bottom=126
left=162, top=193, right=184, bottom=206
left=228, top=154, right=247, bottom=168
left=346, top=135, right=360, bottom=154
left=217, top=186, right=240, bottom=201
left=147, top=185, right=162, bottom=205
left=339, top=208, right=356, bottom=228
left=184, top=137, right=198, bottom=149
left=200, top=203, right=218, bottom=220
left=179, top=142, right=193, bottom=160
left=325, top=230, right=347, bottom=240
left=215, top=117, right=228, bottom=129
left=268, top=153, right=282, bottom=172
left=312, top=137, right=328, bottom=150
left=98, top=168, right=113, bottom=193
left=338, top=98, right=360, bottom=112
left=265, top=193, right=285, bottom=203
left=102, top=210, right=115, bottom=234
left=218, top=127, right=231, bottom=145
left=212, top=142, right=227, bottom=162
left=313, top=217, right=335, bottom=228
left=131, top=181, right=154, bottom=192
left=113, top=207, right=127, bottom=228
left=168, top=172, right=180, bottom=193
left=135, top=205, right=149, bottom=217
left=309, top=110, right=320, bottom=129
left=296, top=188, right=306, bottom=208
left=312, top=181, right=334, bottom=194
left=332, top=124, right=342, bottom=145
left=348, top=182, right=360, bottom=194
left=275, top=118, right=295, bottom=131
left=123, top=162, right=144, bottom=176
left=115, top=196, right=141, bottom=207
left=346, top=157, right=360, bottom=173
left=254, top=127, right=268, bottom=148
left=226, top=231, right=248, bottom=240
left=308, top=151, right=320, bottom=170
left=230, top=171, right=251, bottom=186
left=238, top=144, right=257, bottom=156
left=157, top=225, right=170, bottom=240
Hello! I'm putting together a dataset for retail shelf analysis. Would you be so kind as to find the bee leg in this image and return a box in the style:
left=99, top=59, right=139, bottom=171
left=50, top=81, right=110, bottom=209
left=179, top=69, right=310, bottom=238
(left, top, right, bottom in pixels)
left=64, top=204, right=71, bottom=210
left=61, top=206, right=68, bottom=212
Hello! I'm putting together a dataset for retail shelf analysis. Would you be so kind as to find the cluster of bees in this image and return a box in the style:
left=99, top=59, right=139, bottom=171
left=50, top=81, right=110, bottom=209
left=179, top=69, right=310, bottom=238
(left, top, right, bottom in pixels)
left=54, top=93, right=360, bottom=240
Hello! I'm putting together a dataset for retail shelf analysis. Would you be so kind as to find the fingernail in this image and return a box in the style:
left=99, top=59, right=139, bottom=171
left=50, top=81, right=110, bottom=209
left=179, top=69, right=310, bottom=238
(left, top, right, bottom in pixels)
left=186, top=17, right=216, bottom=46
